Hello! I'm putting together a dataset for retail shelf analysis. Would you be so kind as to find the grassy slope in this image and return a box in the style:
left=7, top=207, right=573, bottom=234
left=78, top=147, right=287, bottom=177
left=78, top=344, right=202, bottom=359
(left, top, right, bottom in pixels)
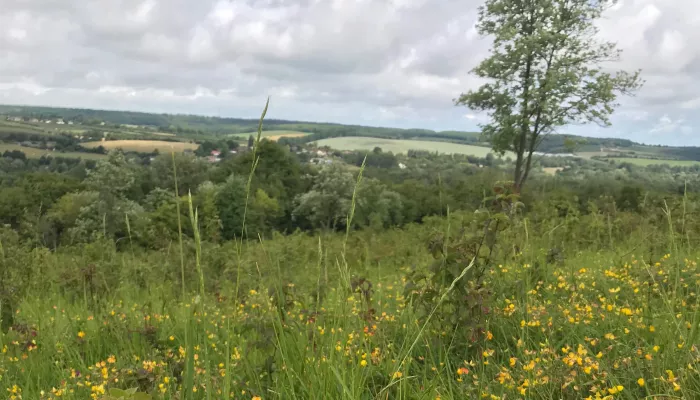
left=2, top=215, right=697, bottom=399
left=315, top=136, right=512, bottom=157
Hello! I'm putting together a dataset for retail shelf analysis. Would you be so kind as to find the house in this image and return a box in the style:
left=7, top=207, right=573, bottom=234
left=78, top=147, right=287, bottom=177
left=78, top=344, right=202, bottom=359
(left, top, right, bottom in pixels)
left=30, top=118, right=39, bottom=123
left=67, top=121, right=74, bottom=125
left=207, top=156, right=221, bottom=163
left=229, top=150, right=237, bottom=154
left=56, top=119, right=65, bottom=125
left=398, top=163, right=407, bottom=170
left=316, top=150, right=327, bottom=157
left=210, top=150, right=221, bottom=157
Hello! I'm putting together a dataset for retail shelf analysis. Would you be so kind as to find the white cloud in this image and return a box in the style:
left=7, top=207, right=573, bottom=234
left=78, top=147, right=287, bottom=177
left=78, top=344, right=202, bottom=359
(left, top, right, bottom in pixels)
left=650, top=114, right=691, bottom=135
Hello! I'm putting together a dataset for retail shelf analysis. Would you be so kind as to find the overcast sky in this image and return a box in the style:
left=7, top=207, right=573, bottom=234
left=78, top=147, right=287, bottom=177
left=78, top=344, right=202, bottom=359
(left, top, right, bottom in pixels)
left=1, top=0, right=698, bottom=145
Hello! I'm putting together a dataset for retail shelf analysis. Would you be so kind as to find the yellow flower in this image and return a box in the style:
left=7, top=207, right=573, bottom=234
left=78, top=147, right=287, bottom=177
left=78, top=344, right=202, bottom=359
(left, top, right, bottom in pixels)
left=393, top=371, right=403, bottom=379
left=360, top=360, right=368, bottom=367
left=637, top=378, right=645, bottom=387
left=608, top=385, right=624, bottom=394
left=252, top=397, right=262, bottom=400
left=77, top=331, right=86, bottom=339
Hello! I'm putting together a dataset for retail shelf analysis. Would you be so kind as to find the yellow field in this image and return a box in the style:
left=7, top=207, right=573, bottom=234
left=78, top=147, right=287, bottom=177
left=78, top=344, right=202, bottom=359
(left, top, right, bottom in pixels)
left=82, top=140, right=199, bottom=153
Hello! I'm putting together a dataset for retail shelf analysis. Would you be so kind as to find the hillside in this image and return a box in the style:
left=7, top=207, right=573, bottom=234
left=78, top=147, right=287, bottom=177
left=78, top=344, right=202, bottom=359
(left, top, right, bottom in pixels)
left=2, top=104, right=700, bottom=162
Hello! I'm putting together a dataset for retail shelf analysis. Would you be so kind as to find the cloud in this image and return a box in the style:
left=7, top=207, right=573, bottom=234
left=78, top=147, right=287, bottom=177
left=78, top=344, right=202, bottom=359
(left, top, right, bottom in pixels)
left=650, top=114, right=692, bottom=135
left=1, top=0, right=700, bottom=143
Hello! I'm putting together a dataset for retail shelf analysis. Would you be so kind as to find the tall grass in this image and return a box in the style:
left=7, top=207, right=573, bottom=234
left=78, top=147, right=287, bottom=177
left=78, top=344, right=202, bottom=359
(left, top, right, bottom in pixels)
left=0, top=100, right=698, bottom=399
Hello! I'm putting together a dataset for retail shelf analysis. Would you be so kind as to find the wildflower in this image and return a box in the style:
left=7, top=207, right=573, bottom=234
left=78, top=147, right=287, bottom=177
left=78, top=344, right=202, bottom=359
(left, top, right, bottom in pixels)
left=637, top=378, right=645, bottom=387
left=393, top=371, right=403, bottom=379
left=608, top=385, right=624, bottom=394
left=457, top=367, right=469, bottom=376
left=360, top=360, right=368, bottom=367
left=77, top=331, right=86, bottom=339
left=252, top=397, right=262, bottom=400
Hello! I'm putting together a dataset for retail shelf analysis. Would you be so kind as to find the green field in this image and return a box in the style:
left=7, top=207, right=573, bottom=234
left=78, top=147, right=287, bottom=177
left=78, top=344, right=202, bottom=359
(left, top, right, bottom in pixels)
left=315, top=136, right=510, bottom=157
left=602, top=157, right=700, bottom=167
left=0, top=143, right=107, bottom=160
left=230, top=130, right=310, bottom=141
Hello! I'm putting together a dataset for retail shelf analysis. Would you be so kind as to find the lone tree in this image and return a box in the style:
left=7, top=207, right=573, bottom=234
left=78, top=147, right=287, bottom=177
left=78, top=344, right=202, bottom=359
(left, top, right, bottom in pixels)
left=456, top=0, right=643, bottom=191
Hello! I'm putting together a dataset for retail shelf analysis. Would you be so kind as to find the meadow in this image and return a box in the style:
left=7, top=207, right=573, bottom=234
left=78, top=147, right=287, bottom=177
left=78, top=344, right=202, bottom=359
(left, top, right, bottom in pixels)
left=602, top=157, right=700, bottom=167
left=315, top=136, right=510, bottom=158
left=230, top=130, right=309, bottom=141
left=82, top=140, right=199, bottom=153
left=0, top=143, right=107, bottom=160
left=0, top=111, right=699, bottom=400
left=1, top=200, right=698, bottom=400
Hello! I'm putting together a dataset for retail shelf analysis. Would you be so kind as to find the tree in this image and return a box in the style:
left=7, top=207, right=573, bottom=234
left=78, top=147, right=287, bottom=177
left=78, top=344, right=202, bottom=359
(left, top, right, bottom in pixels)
left=455, top=0, right=642, bottom=191
left=293, top=165, right=355, bottom=231
left=216, top=175, right=248, bottom=240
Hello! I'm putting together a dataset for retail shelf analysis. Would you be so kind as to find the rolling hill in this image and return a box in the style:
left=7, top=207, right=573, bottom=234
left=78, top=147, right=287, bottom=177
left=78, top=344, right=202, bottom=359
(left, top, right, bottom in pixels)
left=1, top=104, right=699, bottom=162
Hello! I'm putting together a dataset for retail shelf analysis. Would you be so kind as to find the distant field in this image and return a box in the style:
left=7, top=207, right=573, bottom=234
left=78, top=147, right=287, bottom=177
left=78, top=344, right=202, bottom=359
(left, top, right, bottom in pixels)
left=0, top=143, right=106, bottom=160
left=543, top=167, right=564, bottom=175
left=314, top=137, right=510, bottom=157
left=602, top=157, right=700, bottom=167
left=231, top=130, right=309, bottom=141
left=82, top=140, right=199, bottom=153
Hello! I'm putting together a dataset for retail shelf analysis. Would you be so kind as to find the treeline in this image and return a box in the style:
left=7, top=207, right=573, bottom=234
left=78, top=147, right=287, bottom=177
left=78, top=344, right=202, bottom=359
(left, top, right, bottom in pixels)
left=0, top=140, right=510, bottom=250
left=3, top=137, right=700, bottom=252
left=0, top=131, right=106, bottom=154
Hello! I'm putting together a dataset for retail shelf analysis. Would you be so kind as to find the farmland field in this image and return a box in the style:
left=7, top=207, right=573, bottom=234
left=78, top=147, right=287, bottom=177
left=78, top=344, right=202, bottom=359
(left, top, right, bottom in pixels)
left=0, top=143, right=107, bottom=160
left=82, top=140, right=199, bottom=153
left=602, top=157, right=700, bottom=167
left=315, top=136, right=510, bottom=157
left=230, top=130, right=309, bottom=141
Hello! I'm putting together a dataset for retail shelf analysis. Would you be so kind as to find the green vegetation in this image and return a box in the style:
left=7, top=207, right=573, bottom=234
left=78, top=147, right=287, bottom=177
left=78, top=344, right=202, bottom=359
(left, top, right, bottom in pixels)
left=1, top=99, right=699, bottom=399
left=229, top=130, right=309, bottom=140
left=0, top=143, right=107, bottom=160
left=315, top=136, right=510, bottom=158
left=456, top=0, right=642, bottom=190
left=600, top=157, right=700, bottom=167
left=1, top=1, right=700, bottom=397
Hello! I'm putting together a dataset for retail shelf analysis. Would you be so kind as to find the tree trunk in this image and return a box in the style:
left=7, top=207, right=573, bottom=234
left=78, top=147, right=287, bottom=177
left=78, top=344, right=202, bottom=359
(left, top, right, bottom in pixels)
left=514, top=52, right=534, bottom=193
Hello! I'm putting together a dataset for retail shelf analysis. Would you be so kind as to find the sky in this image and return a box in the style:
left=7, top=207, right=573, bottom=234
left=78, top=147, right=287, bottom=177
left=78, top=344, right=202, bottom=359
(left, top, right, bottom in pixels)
left=1, top=0, right=698, bottom=146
